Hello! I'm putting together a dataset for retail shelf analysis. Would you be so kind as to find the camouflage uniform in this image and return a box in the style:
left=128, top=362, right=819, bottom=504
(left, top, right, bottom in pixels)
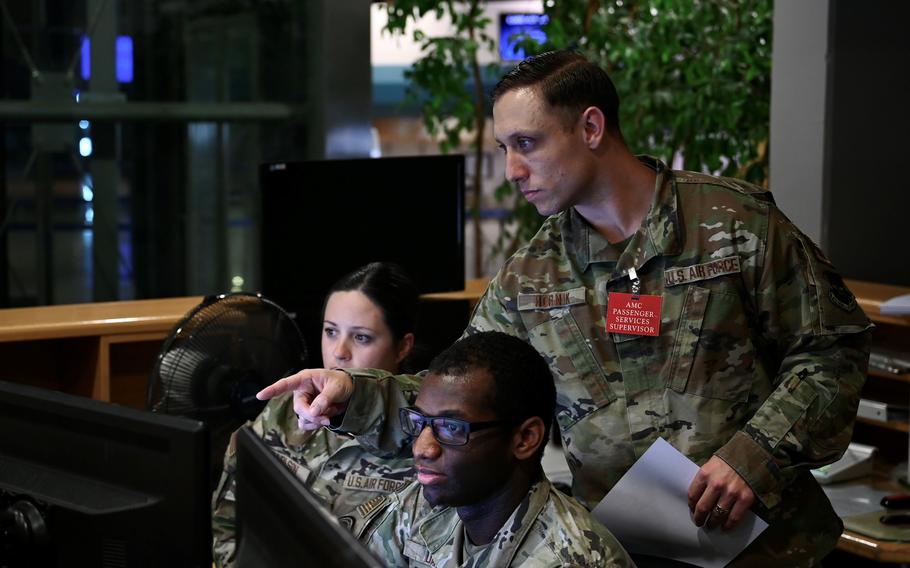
left=211, top=389, right=417, bottom=568
left=349, top=477, right=634, bottom=567
left=338, top=157, right=872, bottom=567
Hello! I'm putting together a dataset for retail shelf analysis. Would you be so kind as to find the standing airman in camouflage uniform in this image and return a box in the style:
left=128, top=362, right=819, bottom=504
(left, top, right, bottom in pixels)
left=463, top=158, right=871, bottom=565
left=259, top=51, right=871, bottom=567
left=348, top=331, right=633, bottom=567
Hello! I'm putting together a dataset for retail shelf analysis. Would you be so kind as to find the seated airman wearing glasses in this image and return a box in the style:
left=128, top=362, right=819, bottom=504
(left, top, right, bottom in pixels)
left=345, top=331, right=633, bottom=567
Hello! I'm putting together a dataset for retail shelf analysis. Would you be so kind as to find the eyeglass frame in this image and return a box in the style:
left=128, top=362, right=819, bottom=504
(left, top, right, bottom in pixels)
left=398, top=406, right=507, bottom=447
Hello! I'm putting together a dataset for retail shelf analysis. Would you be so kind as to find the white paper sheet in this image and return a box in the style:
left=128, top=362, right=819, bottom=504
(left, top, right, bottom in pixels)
left=592, top=438, right=768, bottom=568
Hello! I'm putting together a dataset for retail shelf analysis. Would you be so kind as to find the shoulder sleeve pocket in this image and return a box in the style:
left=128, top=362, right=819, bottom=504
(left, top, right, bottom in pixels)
left=794, top=234, right=872, bottom=335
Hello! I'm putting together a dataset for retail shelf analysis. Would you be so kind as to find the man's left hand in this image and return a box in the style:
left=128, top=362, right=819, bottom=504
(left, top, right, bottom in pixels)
left=687, top=456, right=755, bottom=531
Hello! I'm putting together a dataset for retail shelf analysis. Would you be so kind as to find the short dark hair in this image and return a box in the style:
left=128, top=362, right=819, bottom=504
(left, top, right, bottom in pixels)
left=427, top=331, right=555, bottom=461
left=491, top=50, right=622, bottom=134
left=324, top=262, right=419, bottom=342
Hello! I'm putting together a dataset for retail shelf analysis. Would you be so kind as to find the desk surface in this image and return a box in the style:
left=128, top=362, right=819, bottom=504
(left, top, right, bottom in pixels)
left=831, top=461, right=910, bottom=562
left=839, top=530, right=910, bottom=563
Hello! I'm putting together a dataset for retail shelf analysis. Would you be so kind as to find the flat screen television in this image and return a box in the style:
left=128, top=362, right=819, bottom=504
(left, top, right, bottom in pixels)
left=0, top=380, right=211, bottom=568
left=259, top=154, right=465, bottom=360
left=234, top=426, right=383, bottom=568
left=499, top=13, right=549, bottom=61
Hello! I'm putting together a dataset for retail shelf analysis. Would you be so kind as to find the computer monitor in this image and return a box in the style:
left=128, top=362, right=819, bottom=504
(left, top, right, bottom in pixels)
left=234, top=426, right=383, bottom=568
left=259, top=154, right=466, bottom=359
left=0, top=380, right=211, bottom=568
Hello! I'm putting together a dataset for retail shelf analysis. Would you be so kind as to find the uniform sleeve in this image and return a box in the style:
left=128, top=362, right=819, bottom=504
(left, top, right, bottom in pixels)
left=211, top=430, right=241, bottom=568
left=464, top=270, right=529, bottom=338
left=714, top=206, right=872, bottom=509
left=332, top=369, right=424, bottom=458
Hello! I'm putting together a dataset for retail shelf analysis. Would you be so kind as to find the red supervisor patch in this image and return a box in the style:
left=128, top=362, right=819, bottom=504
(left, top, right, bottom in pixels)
left=606, top=293, right=662, bottom=336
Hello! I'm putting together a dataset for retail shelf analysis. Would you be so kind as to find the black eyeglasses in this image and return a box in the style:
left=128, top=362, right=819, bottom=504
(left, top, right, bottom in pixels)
left=399, top=407, right=505, bottom=446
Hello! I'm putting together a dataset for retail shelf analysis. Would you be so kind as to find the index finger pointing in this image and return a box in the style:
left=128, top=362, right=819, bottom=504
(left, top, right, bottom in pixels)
left=256, top=374, right=306, bottom=400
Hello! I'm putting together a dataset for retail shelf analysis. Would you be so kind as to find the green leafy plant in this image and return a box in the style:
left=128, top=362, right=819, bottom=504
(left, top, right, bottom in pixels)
left=385, top=0, right=772, bottom=266
left=538, top=0, right=772, bottom=183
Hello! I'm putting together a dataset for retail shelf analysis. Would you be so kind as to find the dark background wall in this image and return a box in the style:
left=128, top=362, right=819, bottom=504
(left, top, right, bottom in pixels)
left=823, top=1, right=910, bottom=286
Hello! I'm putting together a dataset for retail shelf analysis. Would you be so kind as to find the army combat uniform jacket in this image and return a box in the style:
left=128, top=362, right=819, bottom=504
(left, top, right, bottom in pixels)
left=350, top=477, right=634, bottom=567
left=338, top=158, right=871, bottom=566
left=211, top=391, right=416, bottom=568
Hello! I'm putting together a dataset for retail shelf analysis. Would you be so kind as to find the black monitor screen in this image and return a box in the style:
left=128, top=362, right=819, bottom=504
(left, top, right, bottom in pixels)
left=234, top=426, right=383, bottom=568
left=0, top=381, right=211, bottom=568
left=259, top=154, right=465, bottom=357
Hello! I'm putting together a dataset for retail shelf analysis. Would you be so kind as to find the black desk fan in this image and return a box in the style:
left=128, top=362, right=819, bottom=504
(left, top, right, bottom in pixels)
left=147, top=292, right=307, bottom=488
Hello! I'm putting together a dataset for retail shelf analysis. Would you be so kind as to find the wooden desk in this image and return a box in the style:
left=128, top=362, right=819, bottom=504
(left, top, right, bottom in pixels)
left=0, top=280, right=489, bottom=410
left=830, top=464, right=910, bottom=563
left=838, top=530, right=910, bottom=563
left=834, top=280, right=910, bottom=563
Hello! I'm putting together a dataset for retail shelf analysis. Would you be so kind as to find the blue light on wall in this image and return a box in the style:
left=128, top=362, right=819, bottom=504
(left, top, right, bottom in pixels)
left=116, top=36, right=133, bottom=83
left=81, top=38, right=90, bottom=80
left=80, top=35, right=134, bottom=84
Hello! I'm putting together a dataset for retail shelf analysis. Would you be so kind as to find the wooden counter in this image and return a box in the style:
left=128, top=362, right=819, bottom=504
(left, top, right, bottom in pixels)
left=0, top=296, right=204, bottom=342
left=0, top=297, right=204, bottom=409
left=421, top=277, right=489, bottom=304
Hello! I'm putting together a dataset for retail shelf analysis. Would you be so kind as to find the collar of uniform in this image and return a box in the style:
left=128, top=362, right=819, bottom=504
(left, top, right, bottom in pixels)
left=406, top=500, right=460, bottom=563
left=620, top=155, right=681, bottom=270
left=569, top=156, right=680, bottom=276
left=415, top=479, right=552, bottom=566
left=567, top=208, right=614, bottom=269
left=610, top=156, right=682, bottom=283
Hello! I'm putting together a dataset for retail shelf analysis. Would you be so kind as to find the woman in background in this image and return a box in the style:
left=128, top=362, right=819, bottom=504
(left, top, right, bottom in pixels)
left=212, top=261, right=420, bottom=568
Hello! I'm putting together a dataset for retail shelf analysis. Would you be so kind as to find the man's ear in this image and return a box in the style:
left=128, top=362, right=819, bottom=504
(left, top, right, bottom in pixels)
left=580, top=106, right=606, bottom=150
left=396, top=332, right=415, bottom=364
left=512, top=416, right=546, bottom=461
